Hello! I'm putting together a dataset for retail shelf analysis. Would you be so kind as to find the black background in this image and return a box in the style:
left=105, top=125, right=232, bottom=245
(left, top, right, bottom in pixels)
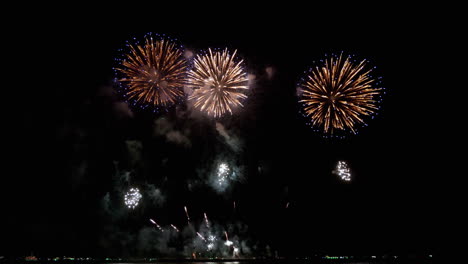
left=4, top=5, right=448, bottom=258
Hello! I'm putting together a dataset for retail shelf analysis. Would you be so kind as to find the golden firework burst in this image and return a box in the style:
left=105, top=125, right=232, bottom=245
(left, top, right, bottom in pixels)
left=187, top=48, right=249, bottom=117
left=116, top=35, right=187, bottom=109
left=299, top=54, right=382, bottom=135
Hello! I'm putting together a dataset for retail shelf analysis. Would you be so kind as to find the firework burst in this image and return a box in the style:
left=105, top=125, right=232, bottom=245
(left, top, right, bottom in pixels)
left=217, top=162, right=231, bottom=186
left=333, top=161, right=352, bottom=182
left=299, top=53, right=383, bottom=136
left=124, top=187, right=142, bottom=209
left=115, top=34, right=188, bottom=111
left=224, top=231, right=233, bottom=246
left=187, top=48, right=249, bottom=117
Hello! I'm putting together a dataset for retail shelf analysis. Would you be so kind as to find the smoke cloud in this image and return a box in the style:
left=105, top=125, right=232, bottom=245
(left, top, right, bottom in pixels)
left=98, top=162, right=261, bottom=257
left=215, top=122, right=242, bottom=153
left=125, top=140, right=143, bottom=167
left=145, top=184, right=165, bottom=207
left=154, top=118, right=191, bottom=147
left=265, top=66, right=275, bottom=80
left=97, top=85, right=134, bottom=118
left=113, top=101, right=134, bottom=118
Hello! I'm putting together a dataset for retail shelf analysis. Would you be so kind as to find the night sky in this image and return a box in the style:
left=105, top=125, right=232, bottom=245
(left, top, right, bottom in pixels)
left=4, top=7, right=443, bottom=258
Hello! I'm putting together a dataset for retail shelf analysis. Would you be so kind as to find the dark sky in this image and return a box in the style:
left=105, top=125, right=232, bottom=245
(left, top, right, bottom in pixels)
left=4, top=6, right=445, bottom=258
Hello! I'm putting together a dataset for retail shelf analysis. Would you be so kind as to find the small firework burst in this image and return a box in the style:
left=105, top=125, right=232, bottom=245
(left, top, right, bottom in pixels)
left=224, top=231, right=233, bottom=246
left=207, top=243, right=214, bottom=251
left=115, top=33, right=188, bottom=111
left=206, top=235, right=216, bottom=251
left=333, top=161, right=352, bottom=182
left=233, top=246, right=240, bottom=257
left=299, top=53, right=383, bottom=136
left=124, top=187, right=142, bottom=209
left=217, top=162, right=231, bottom=186
left=187, top=48, right=249, bottom=117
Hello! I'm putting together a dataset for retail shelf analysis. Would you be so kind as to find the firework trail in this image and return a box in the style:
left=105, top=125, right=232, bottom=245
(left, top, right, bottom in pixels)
left=196, top=232, right=206, bottom=241
left=286, top=202, right=289, bottom=208
left=204, top=212, right=210, bottom=228
left=184, top=206, right=190, bottom=222
left=170, top=224, right=180, bottom=232
left=149, top=218, right=164, bottom=232
left=115, top=34, right=188, bottom=110
left=187, top=48, right=249, bottom=117
left=124, top=187, right=142, bottom=209
left=299, top=53, right=383, bottom=135
left=224, top=231, right=233, bottom=246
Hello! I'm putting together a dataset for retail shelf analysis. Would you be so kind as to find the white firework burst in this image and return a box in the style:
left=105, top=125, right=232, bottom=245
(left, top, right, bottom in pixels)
left=124, top=187, right=142, bottom=209
left=333, top=161, right=351, bottom=181
left=187, top=48, right=249, bottom=117
left=217, top=162, right=231, bottom=186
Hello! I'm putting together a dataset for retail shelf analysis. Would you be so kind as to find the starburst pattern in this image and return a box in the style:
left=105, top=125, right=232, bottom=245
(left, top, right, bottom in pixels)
left=187, top=48, right=248, bottom=117
left=124, top=187, right=142, bottom=209
left=299, top=53, right=383, bottom=135
left=115, top=34, right=187, bottom=110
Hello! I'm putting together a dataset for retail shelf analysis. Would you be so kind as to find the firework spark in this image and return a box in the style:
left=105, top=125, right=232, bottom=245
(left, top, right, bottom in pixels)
left=207, top=235, right=216, bottom=251
left=184, top=206, right=190, bottom=222
left=115, top=34, right=187, bottom=110
left=207, top=243, right=214, bottom=251
left=196, top=232, right=206, bottom=241
left=224, top=231, right=233, bottom=246
left=233, top=246, right=240, bottom=257
left=149, top=218, right=164, bottom=232
left=333, top=161, right=352, bottom=181
left=299, top=53, right=382, bottom=135
left=217, top=162, right=231, bottom=186
left=204, top=212, right=210, bottom=228
left=124, top=187, right=142, bottom=209
left=170, top=224, right=180, bottom=232
left=187, top=48, right=249, bottom=117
